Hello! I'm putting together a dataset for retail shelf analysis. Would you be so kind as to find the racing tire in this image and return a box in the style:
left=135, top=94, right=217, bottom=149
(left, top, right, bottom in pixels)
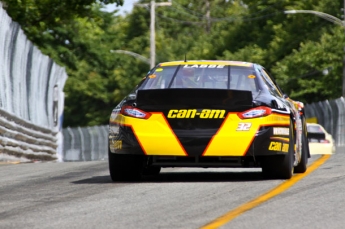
left=262, top=120, right=294, bottom=179
left=294, top=124, right=309, bottom=173
left=143, top=166, right=161, bottom=176
left=108, top=149, right=144, bottom=182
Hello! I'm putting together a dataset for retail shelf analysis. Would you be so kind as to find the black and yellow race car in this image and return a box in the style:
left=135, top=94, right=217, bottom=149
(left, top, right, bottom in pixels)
left=108, top=60, right=310, bottom=181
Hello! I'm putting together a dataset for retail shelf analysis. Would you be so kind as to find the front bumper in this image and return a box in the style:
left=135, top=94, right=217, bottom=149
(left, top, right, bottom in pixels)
left=309, top=143, right=335, bottom=155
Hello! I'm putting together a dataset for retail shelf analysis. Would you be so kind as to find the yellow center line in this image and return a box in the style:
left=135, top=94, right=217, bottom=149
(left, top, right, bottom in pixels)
left=0, top=161, right=21, bottom=165
left=201, top=154, right=331, bottom=229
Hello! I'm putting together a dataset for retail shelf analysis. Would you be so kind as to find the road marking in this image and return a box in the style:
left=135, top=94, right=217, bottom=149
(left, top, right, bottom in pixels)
left=0, top=161, right=21, bottom=165
left=201, top=154, right=331, bottom=229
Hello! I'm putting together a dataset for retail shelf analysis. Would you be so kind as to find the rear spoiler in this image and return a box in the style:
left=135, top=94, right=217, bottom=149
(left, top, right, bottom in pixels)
left=136, top=89, right=253, bottom=110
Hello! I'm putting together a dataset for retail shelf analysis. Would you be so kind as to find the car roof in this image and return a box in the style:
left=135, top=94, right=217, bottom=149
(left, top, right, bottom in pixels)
left=159, top=60, right=254, bottom=67
left=307, top=123, right=327, bottom=132
left=307, top=123, right=322, bottom=126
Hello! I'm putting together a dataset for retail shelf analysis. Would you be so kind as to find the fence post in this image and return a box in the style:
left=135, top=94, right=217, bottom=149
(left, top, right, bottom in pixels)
left=77, top=127, right=85, bottom=161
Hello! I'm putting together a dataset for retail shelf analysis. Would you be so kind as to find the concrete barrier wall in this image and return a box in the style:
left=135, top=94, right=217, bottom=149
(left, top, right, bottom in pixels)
left=0, top=108, right=58, bottom=161
left=0, top=3, right=67, bottom=161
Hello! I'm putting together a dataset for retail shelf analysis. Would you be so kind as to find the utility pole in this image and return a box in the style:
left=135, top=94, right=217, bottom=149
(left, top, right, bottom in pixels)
left=205, top=0, right=211, bottom=33
left=136, top=1, right=172, bottom=69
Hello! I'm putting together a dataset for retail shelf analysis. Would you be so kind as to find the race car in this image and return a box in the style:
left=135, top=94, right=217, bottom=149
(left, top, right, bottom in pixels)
left=307, top=123, right=335, bottom=155
left=108, top=60, right=310, bottom=181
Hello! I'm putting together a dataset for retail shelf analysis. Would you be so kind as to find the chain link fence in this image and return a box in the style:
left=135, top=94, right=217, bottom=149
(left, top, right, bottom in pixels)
left=62, top=126, right=108, bottom=161
left=305, top=97, right=345, bottom=153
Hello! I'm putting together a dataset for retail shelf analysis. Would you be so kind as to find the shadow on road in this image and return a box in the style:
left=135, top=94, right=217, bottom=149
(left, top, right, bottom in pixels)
left=142, top=171, right=264, bottom=183
left=72, top=171, right=265, bottom=184
left=72, top=176, right=113, bottom=184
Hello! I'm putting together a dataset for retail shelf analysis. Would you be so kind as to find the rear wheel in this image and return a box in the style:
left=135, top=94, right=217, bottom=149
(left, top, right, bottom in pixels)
left=294, top=121, right=309, bottom=173
left=262, top=120, right=294, bottom=179
left=108, top=149, right=144, bottom=182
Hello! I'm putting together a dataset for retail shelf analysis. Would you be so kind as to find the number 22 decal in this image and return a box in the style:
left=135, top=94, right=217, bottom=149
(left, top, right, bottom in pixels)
left=236, top=123, right=252, bottom=131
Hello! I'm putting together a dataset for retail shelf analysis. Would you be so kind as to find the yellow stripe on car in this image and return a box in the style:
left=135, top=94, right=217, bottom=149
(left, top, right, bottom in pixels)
left=160, top=61, right=253, bottom=67
left=116, top=112, right=290, bottom=156
left=117, top=113, right=187, bottom=156
left=203, top=113, right=290, bottom=156
left=270, top=137, right=289, bottom=142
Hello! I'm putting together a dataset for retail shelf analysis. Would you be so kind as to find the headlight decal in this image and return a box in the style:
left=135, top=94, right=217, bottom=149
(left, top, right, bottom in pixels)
left=121, top=105, right=152, bottom=119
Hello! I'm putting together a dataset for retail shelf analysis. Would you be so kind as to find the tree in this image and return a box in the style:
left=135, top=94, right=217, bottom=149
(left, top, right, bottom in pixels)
left=2, top=0, right=343, bottom=126
left=2, top=0, right=123, bottom=41
left=272, top=26, right=344, bottom=103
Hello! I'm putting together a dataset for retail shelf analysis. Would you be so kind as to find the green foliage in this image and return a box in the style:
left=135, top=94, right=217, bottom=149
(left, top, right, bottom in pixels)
left=272, top=26, right=344, bottom=103
left=2, top=0, right=344, bottom=126
left=2, top=0, right=123, bottom=43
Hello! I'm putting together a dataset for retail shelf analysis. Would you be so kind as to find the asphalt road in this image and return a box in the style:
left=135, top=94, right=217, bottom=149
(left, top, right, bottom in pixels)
left=0, top=152, right=344, bottom=229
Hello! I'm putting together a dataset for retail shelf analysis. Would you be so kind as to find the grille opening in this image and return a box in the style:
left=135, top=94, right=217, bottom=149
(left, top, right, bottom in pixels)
left=150, top=156, right=260, bottom=167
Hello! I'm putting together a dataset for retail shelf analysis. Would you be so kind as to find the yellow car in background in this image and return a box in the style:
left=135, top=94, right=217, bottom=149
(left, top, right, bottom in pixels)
left=307, top=123, right=335, bottom=155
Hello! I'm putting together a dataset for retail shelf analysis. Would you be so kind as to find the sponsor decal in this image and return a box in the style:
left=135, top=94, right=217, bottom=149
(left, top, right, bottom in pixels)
left=282, top=143, right=289, bottom=152
left=266, top=116, right=290, bottom=122
left=273, top=127, right=289, bottom=136
left=167, top=109, right=226, bottom=118
left=236, top=123, right=252, bottom=131
left=113, top=140, right=122, bottom=150
left=268, top=141, right=289, bottom=152
left=183, top=64, right=225, bottom=69
left=155, top=68, right=163, bottom=72
left=270, top=137, right=289, bottom=142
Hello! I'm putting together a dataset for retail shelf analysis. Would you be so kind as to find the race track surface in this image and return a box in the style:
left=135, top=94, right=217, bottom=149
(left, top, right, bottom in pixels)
left=0, top=152, right=344, bottom=229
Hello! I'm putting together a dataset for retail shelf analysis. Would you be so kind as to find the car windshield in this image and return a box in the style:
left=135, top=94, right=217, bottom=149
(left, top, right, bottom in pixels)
left=307, top=125, right=325, bottom=133
left=140, top=65, right=258, bottom=93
